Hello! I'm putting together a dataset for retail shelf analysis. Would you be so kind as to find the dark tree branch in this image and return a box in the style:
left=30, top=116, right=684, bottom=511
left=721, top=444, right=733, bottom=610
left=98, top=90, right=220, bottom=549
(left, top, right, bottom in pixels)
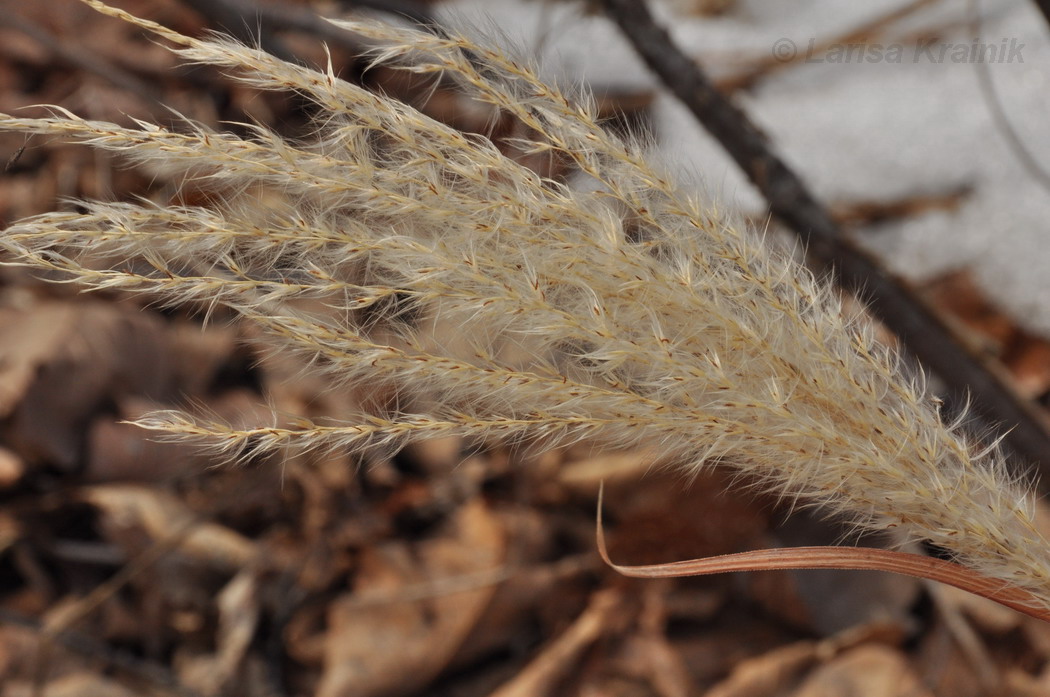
left=599, top=0, right=1050, bottom=477
left=1033, top=0, right=1050, bottom=27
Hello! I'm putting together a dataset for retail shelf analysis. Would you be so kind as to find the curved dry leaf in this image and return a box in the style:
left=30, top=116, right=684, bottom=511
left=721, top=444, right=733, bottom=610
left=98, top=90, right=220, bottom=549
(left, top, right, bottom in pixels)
left=597, top=485, right=1050, bottom=622
left=0, top=299, right=174, bottom=470
left=317, top=500, right=504, bottom=697
left=83, top=485, right=258, bottom=571
left=793, top=645, right=931, bottom=697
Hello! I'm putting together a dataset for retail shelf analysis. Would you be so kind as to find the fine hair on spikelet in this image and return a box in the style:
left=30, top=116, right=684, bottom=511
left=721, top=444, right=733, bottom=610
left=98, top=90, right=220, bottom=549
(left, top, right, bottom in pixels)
left=2, top=0, right=1050, bottom=608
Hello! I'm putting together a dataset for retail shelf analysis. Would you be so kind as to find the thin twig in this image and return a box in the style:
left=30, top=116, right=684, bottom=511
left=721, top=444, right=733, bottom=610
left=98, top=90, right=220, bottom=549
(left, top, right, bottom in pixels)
left=923, top=582, right=1002, bottom=691
left=32, top=513, right=205, bottom=696
left=829, top=185, right=973, bottom=228
left=968, top=0, right=1050, bottom=194
left=719, top=0, right=942, bottom=92
left=0, top=609, right=202, bottom=697
left=599, top=0, right=1050, bottom=479
left=487, top=586, right=625, bottom=697
left=340, top=553, right=594, bottom=610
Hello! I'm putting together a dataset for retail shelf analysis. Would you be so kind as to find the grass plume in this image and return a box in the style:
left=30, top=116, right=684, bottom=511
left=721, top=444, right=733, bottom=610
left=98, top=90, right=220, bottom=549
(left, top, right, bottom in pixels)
left=3, top=0, right=1050, bottom=609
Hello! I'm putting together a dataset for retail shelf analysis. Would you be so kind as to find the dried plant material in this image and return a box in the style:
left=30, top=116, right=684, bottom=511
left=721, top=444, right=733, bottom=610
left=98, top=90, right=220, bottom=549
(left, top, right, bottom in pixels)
left=1, top=0, right=1049, bottom=615
left=0, top=624, right=83, bottom=686
left=85, top=412, right=195, bottom=482
left=318, top=500, right=504, bottom=697
left=488, top=587, right=624, bottom=697
left=0, top=301, right=73, bottom=418
left=1006, top=666, right=1050, bottom=697
left=916, top=616, right=1004, bottom=697
left=597, top=469, right=770, bottom=565
left=792, top=645, right=931, bottom=697
left=83, top=485, right=257, bottom=572
left=755, top=514, right=920, bottom=634
left=1022, top=615, right=1050, bottom=663
left=626, top=581, right=698, bottom=697
left=922, top=270, right=1050, bottom=400
left=1009, top=341, right=1050, bottom=401
left=180, top=568, right=261, bottom=695
left=0, top=446, right=25, bottom=489
left=923, top=271, right=1017, bottom=351
left=829, top=185, right=972, bottom=228
left=935, top=584, right=1025, bottom=635
left=705, top=622, right=908, bottom=697
left=596, top=486, right=1050, bottom=621
left=705, top=641, right=822, bottom=697
left=624, top=632, right=697, bottom=697
left=558, top=449, right=657, bottom=487
left=7, top=673, right=141, bottom=697
left=85, top=390, right=274, bottom=482
left=678, top=0, right=736, bottom=16
left=453, top=552, right=597, bottom=669
left=0, top=299, right=174, bottom=470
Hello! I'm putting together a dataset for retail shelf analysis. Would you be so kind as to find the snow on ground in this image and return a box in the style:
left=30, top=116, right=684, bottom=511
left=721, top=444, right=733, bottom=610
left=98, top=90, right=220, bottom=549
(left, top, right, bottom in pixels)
left=437, top=0, right=1050, bottom=335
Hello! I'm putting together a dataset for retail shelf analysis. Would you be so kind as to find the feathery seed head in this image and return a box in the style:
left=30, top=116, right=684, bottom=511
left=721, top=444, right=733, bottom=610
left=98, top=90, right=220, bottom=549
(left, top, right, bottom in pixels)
left=3, top=0, right=1050, bottom=607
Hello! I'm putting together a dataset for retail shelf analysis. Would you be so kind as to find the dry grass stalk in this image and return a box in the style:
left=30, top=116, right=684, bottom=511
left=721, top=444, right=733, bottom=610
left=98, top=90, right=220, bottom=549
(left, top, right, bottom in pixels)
left=2, top=0, right=1049, bottom=610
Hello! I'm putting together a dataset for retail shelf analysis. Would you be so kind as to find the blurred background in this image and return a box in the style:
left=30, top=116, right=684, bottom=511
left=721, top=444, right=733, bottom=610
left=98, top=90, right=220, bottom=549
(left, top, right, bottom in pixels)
left=2, top=1, right=1050, bottom=695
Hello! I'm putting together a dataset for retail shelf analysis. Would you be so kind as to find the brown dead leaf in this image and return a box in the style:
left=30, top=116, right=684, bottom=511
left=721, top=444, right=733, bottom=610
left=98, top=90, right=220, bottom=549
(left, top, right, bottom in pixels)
left=165, top=319, right=240, bottom=395
left=701, top=624, right=905, bottom=697
left=705, top=640, right=821, bottom=697
left=934, top=583, right=1023, bottom=634
left=609, top=583, right=697, bottom=697
left=0, top=623, right=83, bottom=685
left=4, top=673, right=141, bottom=697
left=317, top=499, right=505, bottom=697
left=215, top=568, right=260, bottom=682
left=453, top=506, right=585, bottom=666
left=173, top=567, right=261, bottom=697
left=401, top=436, right=464, bottom=475
left=0, top=300, right=79, bottom=419
left=1006, top=338, right=1050, bottom=400
left=921, top=269, right=1050, bottom=399
left=792, top=645, right=932, bottom=697
left=0, top=445, right=25, bottom=489
left=82, top=484, right=258, bottom=572
left=0, top=299, right=175, bottom=470
left=915, top=611, right=997, bottom=697
left=676, top=0, right=736, bottom=15
left=558, top=449, right=657, bottom=487
left=84, top=416, right=190, bottom=483
left=923, top=270, right=1015, bottom=349
left=1005, top=664, right=1050, bottom=697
